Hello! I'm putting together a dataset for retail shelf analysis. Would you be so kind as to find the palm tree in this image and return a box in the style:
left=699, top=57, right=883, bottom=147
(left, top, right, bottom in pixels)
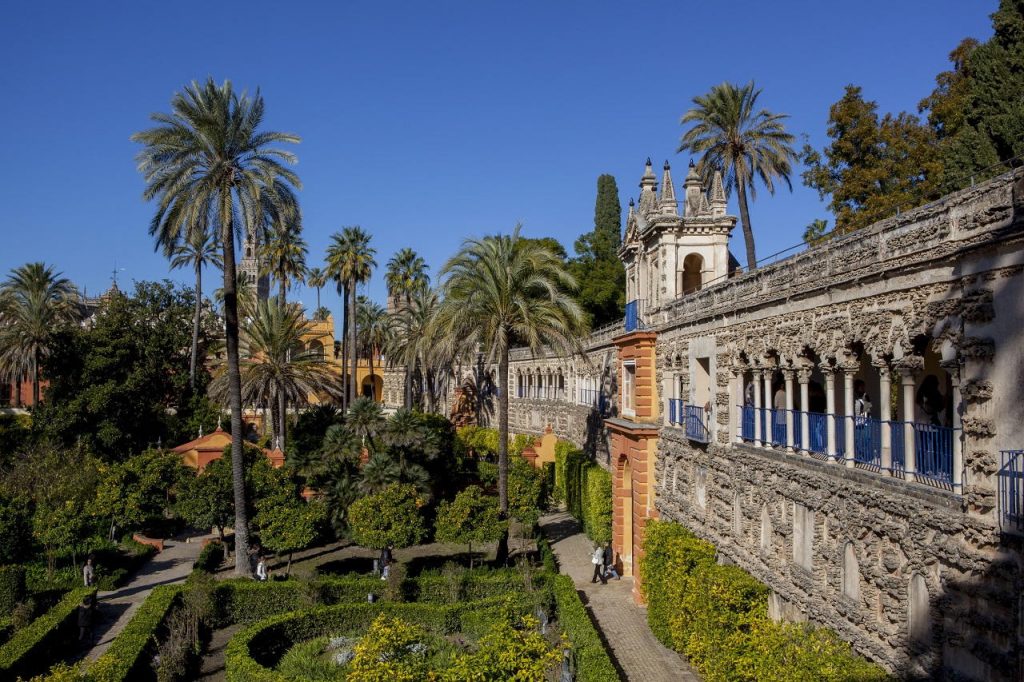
left=0, top=263, right=79, bottom=407
left=434, top=226, right=587, bottom=563
left=210, top=300, right=343, bottom=452
left=385, top=286, right=442, bottom=411
left=357, top=296, right=390, bottom=400
left=132, top=78, right=301, bottom=576
left=326, top=227, right=376, bottom=406
left=383, top=408, right=423, bottom=468
left=360, top=452, right=401, bottom=494
left=347, top=396, right=384, bottom=452
left=678, top=81, right=797, bottom=270
left=307, top=267, right=327, bottom=313
left=262, top=215, right=307, bottom=307
left=385, top=248, right=429, bottom=407
left=169, top=230, right=223, bottom=389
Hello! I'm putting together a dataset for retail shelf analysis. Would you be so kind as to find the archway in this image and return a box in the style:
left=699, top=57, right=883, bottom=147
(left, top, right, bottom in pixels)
left=308, top=339, right=325, bottom=360
left=617, top=454, right=634, bottom=577
left=682, top=253, right=704, bottom=295
left=361, top=374, right=383, bottom=402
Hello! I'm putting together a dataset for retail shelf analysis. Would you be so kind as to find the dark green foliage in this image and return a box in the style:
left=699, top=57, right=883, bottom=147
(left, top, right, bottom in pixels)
left=569, top=174, right=625, bottom=327
left=0, top=587, right=95, bottom=679
left=551, top=574, right=620, bottom=681
left=561, top=449, right=612, bottom=544
left=193, top=541, right=225, bottom=573
left=347, top=484, right=426, bottom=550
left=0, top=495, right=32, bottom=564
left=92, top=449, right=187, bottom=534
left=434, top=486, right=506, bottom=567
left=289, top=405, right=344, bottom=470
left=0, top=414, right=31, bottom=464
left=0, top=565, right=26, bottom=614
left=507, top=458, right=547, bottom=529
left=35, top=281, right=218, bottom=460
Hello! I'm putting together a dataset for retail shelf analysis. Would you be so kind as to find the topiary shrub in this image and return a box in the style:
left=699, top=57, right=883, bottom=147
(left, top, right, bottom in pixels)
left=193, top=540, right=225, bottom=573
left=0, top=587, right=95, bottom=680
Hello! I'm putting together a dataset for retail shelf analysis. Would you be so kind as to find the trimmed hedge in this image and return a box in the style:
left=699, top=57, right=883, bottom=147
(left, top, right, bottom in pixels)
left=563, top=449, right=612, bottom=544
left=224, top=595, right=542, bottom=681
left=0, top=564, right=26, bottom=614
left=0, top=587, right=95, bottom=680
left=641, top=520, right=890, bottom=681
left=87, top=584, right=181, bottom=682
left=193, top=541, right=224, bottom=573
left=551, top=574, right=620, bottom=681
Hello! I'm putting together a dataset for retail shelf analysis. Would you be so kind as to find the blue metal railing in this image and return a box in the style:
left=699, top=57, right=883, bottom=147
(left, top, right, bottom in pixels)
left=852, top=417, right=881, bottom=469
left=890, top=421, right=906, bottom=475
left=808, top=411, right=827, bottom=455
left=667, top=398, right=683, bottom=425
left=685, top=404, right=710, bottom=443
left=741, top=405, right=755, bottom=441
left=999, top=450, right=1023, bottom=532
left=912, top=423, right=955, bottom=486
left=834, top=415, right=846, bottom=462
left=624, top=299, right=644, bottom=333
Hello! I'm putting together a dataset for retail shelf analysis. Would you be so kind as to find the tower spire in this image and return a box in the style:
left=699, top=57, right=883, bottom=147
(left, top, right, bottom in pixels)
left=659, top=160, right=677, bottom=215
left=638, top=158, right=658, bottom=215
left=710, top=170, right=727, bottom=217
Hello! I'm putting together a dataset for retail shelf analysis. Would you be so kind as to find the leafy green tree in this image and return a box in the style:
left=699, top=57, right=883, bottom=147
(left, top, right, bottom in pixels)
left=0, top=262, right=79, bottom=408
left=92, top=450, right=186, bottom=536
left=0, top=494, right=32, bottom=564
left=569, top=175, right=625, bottom=327
left=290, top=404, right=344, bottom=469
left=133, top=78, right=301, bottom=576
left=434, top=486, right=505, bottom=568
left=801, top=86, right=942, bottom=233
left=507, top=459, right=546, bottom=530
left=38, top=281, right=211, bottom=458
left=168, top=230, right=222, bottom=390
left=326, top=226, right=377, bottom=406
left=434, top=226, right=587, bottom=563
left=679, top=82, right=798, bottom=269
left=346, top=483, right=425, bottom=550
left=255, top=498, right=325, bottom=575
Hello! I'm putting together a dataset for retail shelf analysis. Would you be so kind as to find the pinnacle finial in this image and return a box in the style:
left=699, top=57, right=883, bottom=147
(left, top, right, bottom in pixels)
left=629, top=197, right=635, bottom=206
left=688, top=159, right=695, bottom=168
left=645, top=157, right=652, bottom=166
left=663, top=160, right=670, bottom=170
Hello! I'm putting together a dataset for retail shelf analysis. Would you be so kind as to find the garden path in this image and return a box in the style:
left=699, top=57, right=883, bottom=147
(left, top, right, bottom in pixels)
left=80, top=536, right=203, bottom=662
left=539, top=511, right=700, bottom=682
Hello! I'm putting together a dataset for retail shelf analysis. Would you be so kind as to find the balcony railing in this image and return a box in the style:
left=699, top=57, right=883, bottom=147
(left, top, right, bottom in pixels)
left=999, top=450, right=1023, bottom=532
left=624, top=299, right=645, bottom=333
left=684, top=404, right=711, bottom=443
left=737, top=407, right=960, bottom=491
left=668, top=398, right=682, bottom=425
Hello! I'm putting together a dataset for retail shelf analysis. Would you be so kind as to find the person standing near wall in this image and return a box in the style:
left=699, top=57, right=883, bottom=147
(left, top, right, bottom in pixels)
left=591, top=544, right=607, bottom=584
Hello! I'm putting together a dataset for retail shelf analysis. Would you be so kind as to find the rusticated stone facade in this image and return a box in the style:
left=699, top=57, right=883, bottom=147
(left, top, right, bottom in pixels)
left=483, top=165, right=1024, bottom=680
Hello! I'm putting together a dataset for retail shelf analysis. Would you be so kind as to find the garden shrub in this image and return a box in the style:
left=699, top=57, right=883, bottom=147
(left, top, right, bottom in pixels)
left=0, top=564, right=26, bottom=614
left=88, top=584, right=181, bottom=682
left=640, top=520, right=889, bottom=681
left=550, top=574, right=619, bottom=681
left=193, top=541, right=224, bottom=573
left=0, top=587, right=95, bottom=680
left=562, top=448, right=612, bottom=544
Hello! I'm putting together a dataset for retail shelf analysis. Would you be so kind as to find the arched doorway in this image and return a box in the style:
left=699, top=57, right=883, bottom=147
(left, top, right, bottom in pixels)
left=361, top=374, right=383, bottom=402
left=617, top=454, right=634, bottom=577
left=682, top=253, right=703, bottom=295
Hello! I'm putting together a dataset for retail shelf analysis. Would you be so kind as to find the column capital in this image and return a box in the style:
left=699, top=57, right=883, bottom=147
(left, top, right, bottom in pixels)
left=796, top=367, right=813, bottom=384
left=872, top=359, right=892, bottom=379
left=837, top=362, right=859, bottom=375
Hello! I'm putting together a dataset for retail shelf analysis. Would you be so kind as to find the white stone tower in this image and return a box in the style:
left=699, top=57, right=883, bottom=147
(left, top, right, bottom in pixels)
left=620, top=159, right=737, bottom=310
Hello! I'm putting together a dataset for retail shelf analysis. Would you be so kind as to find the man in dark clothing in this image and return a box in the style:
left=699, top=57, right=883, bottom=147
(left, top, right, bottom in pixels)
left=78, top=594, right=96, bottom=643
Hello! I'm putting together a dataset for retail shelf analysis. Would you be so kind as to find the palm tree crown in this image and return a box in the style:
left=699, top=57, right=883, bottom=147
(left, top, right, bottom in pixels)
left=325, top=226, right=376, bottom=406
left=433, top=225, right=587, bottom=562
left=385, top=248, right=429, bottom=305
left=678, top=81, right=797, bottom=269
left=170, top=230, right=223, bottom=389
left=132, top=77, right=301, bottom=576
left=0, top=262, right=79, bottom=407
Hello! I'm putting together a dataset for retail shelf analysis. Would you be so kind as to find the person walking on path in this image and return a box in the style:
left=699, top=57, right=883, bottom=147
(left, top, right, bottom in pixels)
left=83, top=556, right=95, bottom=587
left=78, top=593, right=96, bottom=643
left=255, top=556, right=268, bottom=581
left=591, top=544, right=607, bottom=584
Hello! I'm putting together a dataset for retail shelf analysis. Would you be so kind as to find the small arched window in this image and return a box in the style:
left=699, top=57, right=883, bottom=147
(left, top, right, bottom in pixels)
left=908, top=573, right=930, bottom=644
left=842, top=542, right=860, bottom=601
left=682, top=253, right=704, bottom=295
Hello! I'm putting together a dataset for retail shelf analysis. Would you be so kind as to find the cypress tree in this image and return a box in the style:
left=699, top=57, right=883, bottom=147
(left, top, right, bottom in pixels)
left=571, top=175, right=626, bottom=327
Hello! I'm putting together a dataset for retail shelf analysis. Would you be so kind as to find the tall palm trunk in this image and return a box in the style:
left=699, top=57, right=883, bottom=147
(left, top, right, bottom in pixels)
left=340, top=282, right=349, bottom=408
left=221, top=192, right=252, bottom=577
left=31, top=349, right=39, bottom=408
left=278, top=270, right=287, bottom=307
left=349, top=281, right=358, bottom=405
left=190, top=260, right=202, bottom=389
left=278, top=390, right=287, bottom=451
left=495, top=340, right=510, bottom=565
left=736, top=183, right=757, bottom=270
left=404, top=293, right=413, bottom=409
left=368, top=347, right=375, bottom=401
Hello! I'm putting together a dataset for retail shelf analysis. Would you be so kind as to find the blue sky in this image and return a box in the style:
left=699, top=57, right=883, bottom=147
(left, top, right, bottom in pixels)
left=0, top=1, right=994, bottom=317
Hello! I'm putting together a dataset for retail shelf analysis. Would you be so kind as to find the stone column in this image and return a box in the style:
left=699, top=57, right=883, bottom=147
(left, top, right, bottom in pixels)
left=944, top=361, right=964, bottom=489
left=824, top=366, right=837, bottom=460
left=797, top=368, right=811, bottom=455
left=899, top=368, right=918, bottom=480
left=876, top=362, right=892, bottom=474
left=763, top=369, right=774, bottom=447
left=731, top=370, right=742, bottom=443
left=842, top=365, right=856, bottom=468
left=752, top=370, right=763, bottom=448
left=784, top=369, right=795, bottom=452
